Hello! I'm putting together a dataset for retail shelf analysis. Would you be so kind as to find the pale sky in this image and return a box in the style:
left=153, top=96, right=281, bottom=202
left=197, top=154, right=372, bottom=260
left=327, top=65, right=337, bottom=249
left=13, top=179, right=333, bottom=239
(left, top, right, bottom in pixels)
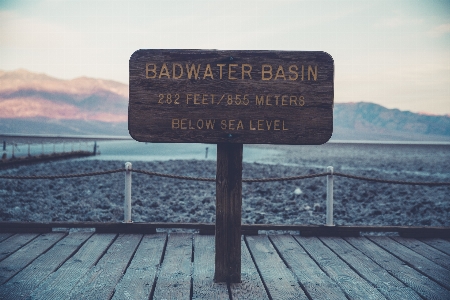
left=1, top=0, right=449, bottom=115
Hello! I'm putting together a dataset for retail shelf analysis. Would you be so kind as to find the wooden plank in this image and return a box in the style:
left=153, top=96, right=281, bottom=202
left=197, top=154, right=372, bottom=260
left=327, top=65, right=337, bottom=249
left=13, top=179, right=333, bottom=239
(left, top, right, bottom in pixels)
left=230, top=236, right=269, bottom=300
left=192, top=234, right=229, bottom=299
left=269, top=235, right=347, bottom=300
left=215, top=143, right=242, bottom=283
left=28, top=233, right=116, bottom=299
left=69, top=234, right=142, bottom=300
left=0, top=232, right=92, bottom=300
left=1, top=221, right=449, bottom=236
left=392, top=237, right=450, bottom=270
left=294, top=236, right=386, bottom=299
left=0, top=233, right=13, bottom=243
left=320, top=237, right=422, bottom=300
left=346, top=237, right=450, bottom=299
left=112, top=233, right=167, bottom=300
left=420, top=238, right=450, bottom=256
left=0, top=233, right=38, bottom=261
left=369, top=236, right=450, bottom=290
left=245, top=235, right=308, bottom=300
left=0, top=233, right=65, bottom=284
left=153, top=233, right=192, bottom=300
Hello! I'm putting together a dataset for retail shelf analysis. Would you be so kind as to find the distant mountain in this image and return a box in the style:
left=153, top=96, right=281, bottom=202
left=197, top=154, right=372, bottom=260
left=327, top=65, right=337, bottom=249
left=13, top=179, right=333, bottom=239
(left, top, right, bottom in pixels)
left=1, top=69, right=449, bottom=141
left=332, top=102, right=450, bottom=141
left=0, top=69, right=128, bottom=122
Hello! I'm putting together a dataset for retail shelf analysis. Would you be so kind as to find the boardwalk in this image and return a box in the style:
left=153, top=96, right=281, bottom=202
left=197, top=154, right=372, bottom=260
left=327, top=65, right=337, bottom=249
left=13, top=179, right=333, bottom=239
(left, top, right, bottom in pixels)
left=0, top=232, right=449, bottom=299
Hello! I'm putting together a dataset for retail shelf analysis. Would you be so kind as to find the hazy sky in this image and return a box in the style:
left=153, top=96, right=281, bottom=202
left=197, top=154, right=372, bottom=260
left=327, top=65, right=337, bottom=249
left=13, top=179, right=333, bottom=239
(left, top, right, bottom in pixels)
left=1, top=0, right=449, bottom=115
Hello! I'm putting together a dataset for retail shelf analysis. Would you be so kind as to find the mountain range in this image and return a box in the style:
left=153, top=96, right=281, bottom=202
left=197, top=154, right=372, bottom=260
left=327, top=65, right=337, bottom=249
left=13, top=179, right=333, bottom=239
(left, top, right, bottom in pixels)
left=1, top=69, right=449, bottom=141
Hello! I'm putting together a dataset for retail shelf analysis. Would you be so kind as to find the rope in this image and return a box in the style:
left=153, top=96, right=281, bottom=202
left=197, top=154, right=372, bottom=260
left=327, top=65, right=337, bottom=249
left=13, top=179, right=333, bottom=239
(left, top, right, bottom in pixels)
left=132, top=169, right=214, bottom=182
left=243, top=173, right=328, bottom=182
left=0, top=168, right=449, bottom=186
left=333, top=172, right=450, bottom=186
left=0, top=169, right=122, bottom=180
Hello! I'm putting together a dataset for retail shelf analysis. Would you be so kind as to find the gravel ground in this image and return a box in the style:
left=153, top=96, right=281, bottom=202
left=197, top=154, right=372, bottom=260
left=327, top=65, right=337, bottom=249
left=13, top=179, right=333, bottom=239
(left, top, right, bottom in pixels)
left=0, top=143, right=449, bottom=227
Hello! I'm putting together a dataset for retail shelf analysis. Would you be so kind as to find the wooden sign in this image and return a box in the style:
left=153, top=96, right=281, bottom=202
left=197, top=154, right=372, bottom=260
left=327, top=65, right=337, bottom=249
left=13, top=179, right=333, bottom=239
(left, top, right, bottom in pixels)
left=129, top=49, right=334, bottom=144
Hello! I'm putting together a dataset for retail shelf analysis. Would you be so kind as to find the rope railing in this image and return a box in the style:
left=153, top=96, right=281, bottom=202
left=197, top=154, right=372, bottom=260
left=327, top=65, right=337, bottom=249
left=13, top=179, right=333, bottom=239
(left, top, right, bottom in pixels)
left=2, top=163, right=449, bottom=226
left=0, top=168, right=449, bottom=186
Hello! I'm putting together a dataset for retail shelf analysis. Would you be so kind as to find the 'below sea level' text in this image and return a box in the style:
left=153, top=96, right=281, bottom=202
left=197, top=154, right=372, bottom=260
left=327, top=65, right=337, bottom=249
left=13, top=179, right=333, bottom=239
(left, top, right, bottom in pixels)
left=171, top=119, right=288, bottom=131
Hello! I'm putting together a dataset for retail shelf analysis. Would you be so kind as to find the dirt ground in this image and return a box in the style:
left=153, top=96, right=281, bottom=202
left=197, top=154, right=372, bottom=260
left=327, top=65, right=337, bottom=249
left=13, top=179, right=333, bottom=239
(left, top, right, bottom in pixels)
left=0, top=143, right=449, bottom=227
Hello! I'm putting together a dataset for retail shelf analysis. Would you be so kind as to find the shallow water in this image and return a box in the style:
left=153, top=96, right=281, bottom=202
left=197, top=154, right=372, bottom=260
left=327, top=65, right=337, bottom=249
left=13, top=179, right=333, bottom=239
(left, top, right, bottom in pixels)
left=83, top=140, right=281, bottom=163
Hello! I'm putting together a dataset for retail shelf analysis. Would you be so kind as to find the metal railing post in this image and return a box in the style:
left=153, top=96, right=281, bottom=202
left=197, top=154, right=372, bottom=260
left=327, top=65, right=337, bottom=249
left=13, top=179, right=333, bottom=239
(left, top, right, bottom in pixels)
left=326, top=166, right=334, bottom=226
left=124, top=162, right=133, bottom=223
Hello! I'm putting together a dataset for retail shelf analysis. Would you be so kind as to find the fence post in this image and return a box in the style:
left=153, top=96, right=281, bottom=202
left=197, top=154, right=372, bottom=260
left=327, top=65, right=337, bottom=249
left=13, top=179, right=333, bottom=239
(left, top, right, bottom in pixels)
left=326, top=166, right=334, bottom=226
left=124, top=162, right=132, bottom=223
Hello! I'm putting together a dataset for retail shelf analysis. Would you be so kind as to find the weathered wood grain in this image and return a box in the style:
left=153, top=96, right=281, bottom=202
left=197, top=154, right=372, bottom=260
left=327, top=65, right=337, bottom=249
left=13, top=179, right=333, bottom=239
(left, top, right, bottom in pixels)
left=215, top=143, right=242, bottom=283
left=230, top=236, right=269, bottom=300
left=1, top=232, right=449, bottom=299
left=112, top=233, right=167, bottom=300
left=245, top=235, right=308, bottom=299
left=153, top=233, right=192, bottom=300
left=68, top=234, right=142, bottom=300
left=0, top=232, right=92, bottom=300
left=420, top=237, right=450, bottom=256
left=269, top=235, right=347, bottom=300
left=320, top=237, right=422, bottom=300
left=27, top=233, right=116, bottom=300
left=129, top=49, right=334, bottom=145
left=0, top=233, right=65, bottom=284
left=0, top=233, right=38, bottom=261
left=346, top=237, right=450, bottom=299
left=368, top=236, right=450, bottom=290
left=294, top=236, right=386, bottom=299
left=0, top=233, right=13, bottom=243
left=192, top=234, right=229, bottom=299
left=1, top=221, right=449, bottom=237
left=392, top=237, right=450, bottom=270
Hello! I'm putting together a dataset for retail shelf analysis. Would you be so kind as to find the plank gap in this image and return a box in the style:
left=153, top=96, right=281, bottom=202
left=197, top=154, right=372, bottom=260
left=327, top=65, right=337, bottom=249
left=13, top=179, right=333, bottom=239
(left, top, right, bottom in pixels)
left=243, top=236, right=273, bottom=300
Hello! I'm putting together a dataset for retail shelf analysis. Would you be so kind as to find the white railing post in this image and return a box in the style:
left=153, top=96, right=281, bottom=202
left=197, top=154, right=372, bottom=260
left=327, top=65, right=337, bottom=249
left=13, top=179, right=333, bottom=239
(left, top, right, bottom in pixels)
left=124, top=162, right=132, bottom=223
left=326, top=166, right=334, bottom=226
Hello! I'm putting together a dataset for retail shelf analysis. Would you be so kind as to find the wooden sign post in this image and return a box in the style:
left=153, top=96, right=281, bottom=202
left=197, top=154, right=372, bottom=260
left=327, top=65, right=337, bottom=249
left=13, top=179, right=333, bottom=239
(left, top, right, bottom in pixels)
left=129, top=49, right=334, bottom=283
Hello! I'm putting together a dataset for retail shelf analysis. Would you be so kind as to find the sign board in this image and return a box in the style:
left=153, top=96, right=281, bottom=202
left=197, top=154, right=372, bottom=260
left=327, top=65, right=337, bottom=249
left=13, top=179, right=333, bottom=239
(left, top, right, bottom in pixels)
left=129, top=49, right=334, bottom=144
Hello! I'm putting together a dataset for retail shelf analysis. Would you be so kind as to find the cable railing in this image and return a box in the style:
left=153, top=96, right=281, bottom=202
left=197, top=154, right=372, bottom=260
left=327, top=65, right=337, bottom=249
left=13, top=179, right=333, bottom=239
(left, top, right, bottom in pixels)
left=1, top=162, right=449, bottom=227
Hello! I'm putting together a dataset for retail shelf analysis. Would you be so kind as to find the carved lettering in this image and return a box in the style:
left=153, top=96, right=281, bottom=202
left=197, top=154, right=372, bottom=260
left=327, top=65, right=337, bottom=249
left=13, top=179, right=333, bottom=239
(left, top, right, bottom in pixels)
left=274, top=65, right=286, bottom=80
left=186, top=64, right=201, bottom=79
left=228, top=64, right=238, bottom=80
left=172, top=118, right=216, bottom=130
left=172, top=63, right=183, bottom=79
left=262, top=64, right=273, bottom=80
left=146, top=63, right=157, bottom=78
left=203, top=64, right=214, bottom=79
left=144, top=63, right=319, bottom=81
left=288, top=65, right=298, bottom=80
left=255, top=95, right=306, bottom=106
left=217, top=64, right=226, bottom=79
left=256, top=95, right=264, bottom=105
left=308, top=65, right=317, bottom=81
left=242, top=64, right=252, bottom=79
left=159, top=63, right=170, bottom=78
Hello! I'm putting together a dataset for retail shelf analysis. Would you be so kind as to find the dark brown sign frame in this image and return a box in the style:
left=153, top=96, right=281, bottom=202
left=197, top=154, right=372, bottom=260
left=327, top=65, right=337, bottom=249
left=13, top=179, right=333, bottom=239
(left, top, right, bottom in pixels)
left=129, top=49, right=334, bottom=145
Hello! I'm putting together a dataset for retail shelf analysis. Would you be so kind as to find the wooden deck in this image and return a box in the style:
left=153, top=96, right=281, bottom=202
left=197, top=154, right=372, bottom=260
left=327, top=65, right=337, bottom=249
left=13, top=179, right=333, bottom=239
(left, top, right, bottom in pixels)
left=0, top=232, right=449, bottom=299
